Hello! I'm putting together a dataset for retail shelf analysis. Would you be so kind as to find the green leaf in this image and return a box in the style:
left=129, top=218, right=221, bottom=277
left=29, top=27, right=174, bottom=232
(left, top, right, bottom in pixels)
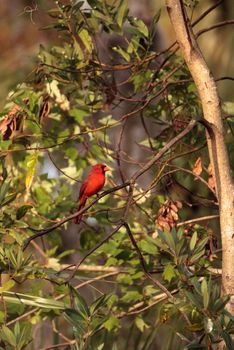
left=79, top=29, right=93, bottom=54
left=0, top=192, right=17, bottom=208
left=191, top=277, right=202, bottom=295
left=158, top=229, right=176, bottom=253
left=213, top=296, right=229, bottom=313
left=112, top=46, right=130, bottom=62
left=64, top=308, right=86, bottom=332
left=71, top=288, right=90, bottom=318
left=0, top=325, right=16, bottom=347
left=135, top=317, right=149, bottom=332
left=16, top=205, right=33, bottom=220
left=189, top=231, right=197, bottom=251
left=201, top=279, right=209, bottom=309
left=190, top=236, right=209, bottom=263
left=14, top=322, right=20, bottom=339
left=1, top=291, right=66, bottom=309
left=87, top=0, right=97, bottom=7
left=186, top=323, right=204, bottom=332
left=130, top=17, right=149, bottom=37
left=138, top=239, right=157, bottom=255
left=73, top=40, right=84, bottom=62
left=0, top=311, right=5, bottom=324
left=69, top=108, right=89, bottom=121
left=189, top=249, right=206, bottom=264
left=152, top=9, right=161, bottom=24
left=193, top=236, right=209, bottom=254
left=91, top=315, right=109, bottom=334
left=90, top=294, right=109, bottom=315
left=162, top=264, right=176, bottom=283
left=104, top=316, right=119, bottom=332
left=25, top=153, right=38, bottom=190
left=184, top=291, right=202, bottom=309
left=0, top=280, right=15, bottom=293
left=105, top=257, right=118, bottom=267
left=116, top=0, right=128, bottom=27
left=117, top=274, right=133, bottom=285
left=16, top=323, right=32, bottom=350
left=0, top=157, right=7, bottom=181
left=0, top=181, right=10, bottom=204
left=121, top=291, right=143, bottom=303
left=221, top=331, right=234, bottom=350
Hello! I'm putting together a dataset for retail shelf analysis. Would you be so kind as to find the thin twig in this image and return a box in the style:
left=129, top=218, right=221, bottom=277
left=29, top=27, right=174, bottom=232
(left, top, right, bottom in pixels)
left=47, top=151, right=81, bottom=183
left=59, top=264, right=122, bottom=273
left=41, top=342, right=72, bottom=350
left=192, top=0, right=224, bottom=27
left=177, top=215, right=219, bottom=227
left=196, top=20, right=234, bottom=38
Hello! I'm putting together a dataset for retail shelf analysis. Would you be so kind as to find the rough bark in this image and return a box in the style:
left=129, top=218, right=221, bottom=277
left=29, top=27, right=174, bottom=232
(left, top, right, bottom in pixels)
left=165, top=0, right=234, bottom=314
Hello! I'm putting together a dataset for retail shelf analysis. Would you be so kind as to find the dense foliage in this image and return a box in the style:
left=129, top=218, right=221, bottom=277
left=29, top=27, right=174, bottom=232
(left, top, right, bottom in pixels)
left=0, top=1, right=233, bottom=349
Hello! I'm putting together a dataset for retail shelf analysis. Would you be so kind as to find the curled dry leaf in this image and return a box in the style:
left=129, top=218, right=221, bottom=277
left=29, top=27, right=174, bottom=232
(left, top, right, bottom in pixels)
left=155, top=199, right=182, bottom=232
left=192, top=157, right=203, bottom=177
left=0, top=97, right=29, bottom=140
left=39, top=95, right=51, bottom=123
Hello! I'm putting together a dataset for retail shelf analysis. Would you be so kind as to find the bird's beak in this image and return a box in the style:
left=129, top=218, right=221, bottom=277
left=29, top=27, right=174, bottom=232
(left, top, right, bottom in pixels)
left=104, top=166, right=110, bottom=172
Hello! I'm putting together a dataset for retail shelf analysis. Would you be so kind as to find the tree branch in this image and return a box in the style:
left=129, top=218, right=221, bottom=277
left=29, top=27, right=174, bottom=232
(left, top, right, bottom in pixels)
left=165, top=0, right=234, bottom=315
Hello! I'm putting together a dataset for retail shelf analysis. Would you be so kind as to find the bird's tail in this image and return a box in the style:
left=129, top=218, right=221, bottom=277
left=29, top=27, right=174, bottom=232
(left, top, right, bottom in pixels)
left=74, top=199, right=86, bottom=224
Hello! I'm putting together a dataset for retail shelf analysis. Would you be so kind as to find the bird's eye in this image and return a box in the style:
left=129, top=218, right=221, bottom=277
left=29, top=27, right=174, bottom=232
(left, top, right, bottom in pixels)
left=102, top=164, right=110, bottom=172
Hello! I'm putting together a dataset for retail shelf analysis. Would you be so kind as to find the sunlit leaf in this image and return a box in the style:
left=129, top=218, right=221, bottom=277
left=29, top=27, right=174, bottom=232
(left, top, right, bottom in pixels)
left=0, top=325, right=16, bottom=347
left=162, top=264, right=176, bottom=282
left=0, top=280, right=15, bottom=293
left=79, top=29, right=94, bottom=54
left=116, top=0, right=128, bottom=27
left=201, top=279, right=209, bottom=309
left=189, top=231, right=197, bottom=251
left=104, top=316, right=119, bottom=332
left=1, top=292, right=66, bottom=310
left=25, top=154, right=38, bottom=191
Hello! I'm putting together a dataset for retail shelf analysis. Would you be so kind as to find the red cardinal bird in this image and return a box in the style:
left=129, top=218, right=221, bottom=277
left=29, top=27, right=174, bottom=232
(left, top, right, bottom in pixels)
left=74, top=163, right=110, bottom=224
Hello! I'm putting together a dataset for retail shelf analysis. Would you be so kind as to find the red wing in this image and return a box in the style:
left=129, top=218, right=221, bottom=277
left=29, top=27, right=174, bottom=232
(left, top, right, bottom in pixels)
left=79, top=171, right=105, bottom=200
left=78, top=172, right=96, bottom=202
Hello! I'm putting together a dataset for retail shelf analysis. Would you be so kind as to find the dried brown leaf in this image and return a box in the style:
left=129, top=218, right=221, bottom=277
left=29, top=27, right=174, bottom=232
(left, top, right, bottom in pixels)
left=192, top=157, right=203, bottom=177
left=155, top=200, right=182, bottom=231
left=39, top=95, right=51, bottom=123
left=0, top=98, right=29, bottom=140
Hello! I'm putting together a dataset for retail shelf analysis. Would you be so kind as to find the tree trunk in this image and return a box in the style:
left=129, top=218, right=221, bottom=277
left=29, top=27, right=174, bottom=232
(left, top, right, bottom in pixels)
left=165, top=0, right=234, bottom=314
